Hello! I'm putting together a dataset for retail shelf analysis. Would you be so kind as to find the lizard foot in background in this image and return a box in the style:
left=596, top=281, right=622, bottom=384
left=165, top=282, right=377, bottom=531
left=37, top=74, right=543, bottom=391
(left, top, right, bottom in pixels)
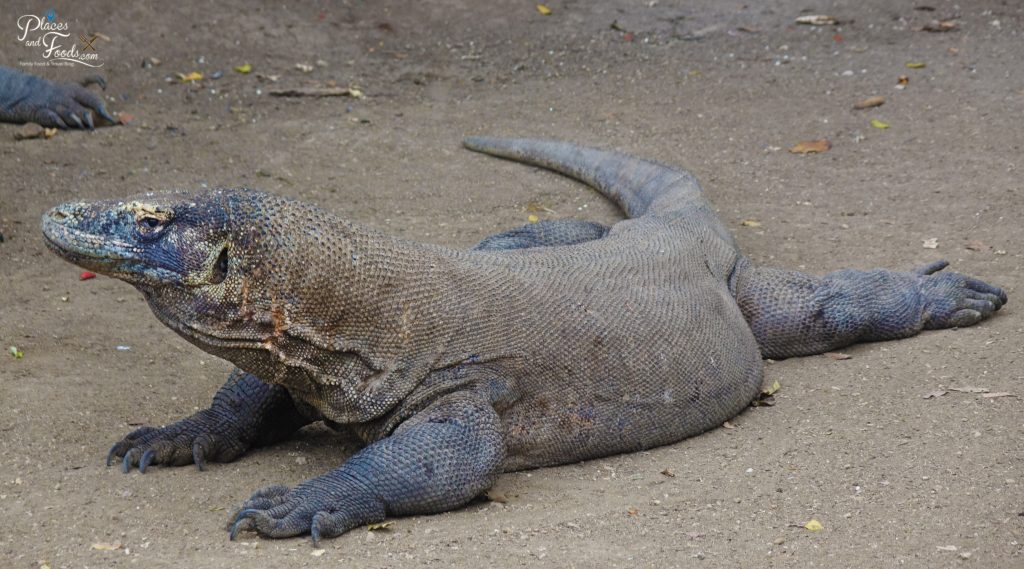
left=0, top=65, right=115, bottom=128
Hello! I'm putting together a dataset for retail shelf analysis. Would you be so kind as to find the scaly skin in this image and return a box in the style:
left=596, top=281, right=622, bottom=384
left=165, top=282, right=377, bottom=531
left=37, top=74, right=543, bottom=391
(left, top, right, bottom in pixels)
left=41, top=137, right=1006, bottom=546
left=473, top=219, right=609, bottom=250
left=0, top=65, right=114, bottom=129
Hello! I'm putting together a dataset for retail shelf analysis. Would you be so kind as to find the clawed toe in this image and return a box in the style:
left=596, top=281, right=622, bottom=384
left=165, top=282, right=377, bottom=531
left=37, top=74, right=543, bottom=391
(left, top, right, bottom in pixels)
left=229, top=509, right=263, bottom=540
left=138, top=449, right=156, bottom=473
left=122, top=448, right=141, bottom=473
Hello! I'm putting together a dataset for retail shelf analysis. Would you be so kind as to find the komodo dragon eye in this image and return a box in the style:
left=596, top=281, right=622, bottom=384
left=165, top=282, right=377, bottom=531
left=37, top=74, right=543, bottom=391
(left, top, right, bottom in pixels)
left=134, top=210, right=172, bottom=238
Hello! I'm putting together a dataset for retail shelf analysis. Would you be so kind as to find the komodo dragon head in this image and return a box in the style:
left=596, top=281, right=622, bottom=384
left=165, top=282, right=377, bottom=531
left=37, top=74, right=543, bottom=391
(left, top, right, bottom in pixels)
left=43, top=191, right=236, bottom=290
left=41, top=188, right=299, bottom=348
left=41, top=188, right=442, bottom=422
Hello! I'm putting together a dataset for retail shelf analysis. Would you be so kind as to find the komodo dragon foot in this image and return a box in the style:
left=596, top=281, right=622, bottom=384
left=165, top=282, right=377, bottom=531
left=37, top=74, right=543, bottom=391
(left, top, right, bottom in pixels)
left=0, top=66, right=115, bottom=128
left=108, top=369, right=309, bottom=473
left=914, top=260, right=1007, bottom=328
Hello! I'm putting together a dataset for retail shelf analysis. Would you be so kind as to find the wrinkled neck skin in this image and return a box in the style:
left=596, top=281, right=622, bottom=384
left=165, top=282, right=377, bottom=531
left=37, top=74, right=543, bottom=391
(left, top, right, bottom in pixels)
left=144, top=194, right=469, bottom=425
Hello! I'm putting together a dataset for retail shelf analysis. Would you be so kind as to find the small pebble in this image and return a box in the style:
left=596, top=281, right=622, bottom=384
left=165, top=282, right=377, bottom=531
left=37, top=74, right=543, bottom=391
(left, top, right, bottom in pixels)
left=15, top=123, right=44, bottom=140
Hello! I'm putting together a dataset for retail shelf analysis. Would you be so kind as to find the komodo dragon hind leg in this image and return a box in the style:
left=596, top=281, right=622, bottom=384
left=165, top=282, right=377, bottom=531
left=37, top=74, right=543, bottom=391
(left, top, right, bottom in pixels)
left=473, top=219, right=609, bottom=250
left=731, top=258, right=1008, bottom=359
left=109, top=368, right=310, bottom=473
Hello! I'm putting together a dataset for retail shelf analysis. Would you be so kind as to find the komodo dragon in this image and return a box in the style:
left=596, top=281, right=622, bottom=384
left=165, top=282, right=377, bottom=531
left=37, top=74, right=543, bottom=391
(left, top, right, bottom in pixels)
left=41, top=137, right=1007, bottom=545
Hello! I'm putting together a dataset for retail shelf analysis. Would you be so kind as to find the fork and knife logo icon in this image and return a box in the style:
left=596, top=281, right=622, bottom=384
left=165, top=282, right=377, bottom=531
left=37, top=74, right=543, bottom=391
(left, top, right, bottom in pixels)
left=79, top=33, right=98, bottom=51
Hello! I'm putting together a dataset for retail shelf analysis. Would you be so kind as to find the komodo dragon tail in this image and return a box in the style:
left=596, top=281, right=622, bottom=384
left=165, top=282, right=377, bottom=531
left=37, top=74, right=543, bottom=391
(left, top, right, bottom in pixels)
left=463, top=137, right=706, bottom=219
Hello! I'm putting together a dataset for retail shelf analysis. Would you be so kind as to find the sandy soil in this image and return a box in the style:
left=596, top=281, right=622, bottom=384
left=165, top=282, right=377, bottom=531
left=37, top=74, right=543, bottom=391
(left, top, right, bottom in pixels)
left=1, top=1, right=1022, bottom=567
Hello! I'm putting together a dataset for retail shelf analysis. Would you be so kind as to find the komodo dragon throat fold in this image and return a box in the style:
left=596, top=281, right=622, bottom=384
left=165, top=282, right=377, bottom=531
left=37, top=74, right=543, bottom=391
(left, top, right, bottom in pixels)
left=41, top=137, right=1006, bottom=545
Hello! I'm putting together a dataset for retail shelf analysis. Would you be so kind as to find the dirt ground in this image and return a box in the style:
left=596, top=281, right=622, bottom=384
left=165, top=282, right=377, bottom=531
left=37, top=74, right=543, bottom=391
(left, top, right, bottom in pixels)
left=1, top=0, right=1022, bottom=567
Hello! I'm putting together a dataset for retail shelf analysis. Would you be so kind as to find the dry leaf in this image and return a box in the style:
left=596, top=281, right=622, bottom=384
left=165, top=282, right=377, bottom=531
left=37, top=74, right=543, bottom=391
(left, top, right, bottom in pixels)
left=627, top=507, right=640, bottom=517
left=367, top=522, right=393, bottom=531
left=795, top=15, right=837, bottom=26
left=922, top=20, right=958, bottom=32
left=754, top=380, right=780, bottom=407
left=176, top=71, right=203, bottom=82
left=825, top=352, right=852, bottom=360
left=789, top=139, right=832, bottom=154
left=91, top=542, right=122, bottom=551
left=870, top=119, right=890, bottom=129
left=660, top=468, right=676, bottom=477
left=311, top=549, right=326, bottom=557
left=234, top=63, right=252, bottom=74
left=804, top=519, right=823, bottom=532
left=937, top=545, right=958, bottom=552
left=486, top=491, right=508, bottom=503
left=295, top=62, right=314, bottom=73
left=965, top=240, right=989, bottom=251
left=536, top=4, right=552, bottom=15
left=905, top=62, right=927, bottom=69
left=526, top=202, right=555, bottom=214
left=922, top=389, right=947, bottom=399
left=722, top=420, right=736, bottom=429
left=853, top=96, right=885, bottom=110
left=43, top=127, right=58, bottom=139
left=949, top=386, right=989, bottom=393
left=922, top=237, right=939, bottom=249
left=897, top=75, right=910, bottom=88
left=741, top=219, right=762, bottom=227
left=981, top=392, right=1015, bottom=399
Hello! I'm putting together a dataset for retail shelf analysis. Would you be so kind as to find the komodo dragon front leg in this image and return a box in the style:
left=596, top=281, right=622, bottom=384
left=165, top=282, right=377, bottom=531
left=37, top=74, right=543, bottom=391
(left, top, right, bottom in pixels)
left=110, top=368, right=310, bottom=472
left=229, top=391, right=504, bottom=545
left=730, top=258, right=1007, bottom=359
